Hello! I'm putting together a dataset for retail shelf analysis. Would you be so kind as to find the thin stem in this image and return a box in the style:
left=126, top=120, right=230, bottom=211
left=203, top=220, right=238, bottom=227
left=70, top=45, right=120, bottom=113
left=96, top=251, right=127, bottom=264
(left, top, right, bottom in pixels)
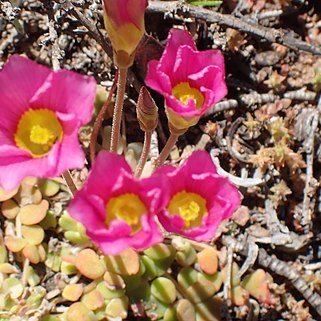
left=22, top=258, right=30, bottom=286
left=15, top=213, right=22, bottom=238
left=62, top=170, right=78, bottom=197
left=90, top=72, right=118, bottom=164
left=110, top=68, right=128, bottom=153
left=135, top=131, right=152, bottom=177
left=154, top=133, right=179, bottom=168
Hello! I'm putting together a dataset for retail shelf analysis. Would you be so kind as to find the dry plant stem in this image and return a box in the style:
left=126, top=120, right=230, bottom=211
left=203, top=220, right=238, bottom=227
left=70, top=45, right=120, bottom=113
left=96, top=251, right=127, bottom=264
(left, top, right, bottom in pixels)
left=150, top=130, right=160, bottom=162
left=224, top=246, right=234, bottom=307
left=154, top=133, right=179, bottom=168
left=22, top=258, right=30, bottom=286
left=222, top=235, right=321, bottom=317
left=110, top=68, right=128, bottom=153
left=147, top=1, right=321, bottom=55
left=121, top=112, right=127, bottom=155
left=15, top=213, right=22, bottom=238
left=90, top=73, right=118, bottom=164
left=135, top=131, right=152, bottom=177
left=62, top=171, right=78, bottom=197
left=301, top=95, right=321, bottom=231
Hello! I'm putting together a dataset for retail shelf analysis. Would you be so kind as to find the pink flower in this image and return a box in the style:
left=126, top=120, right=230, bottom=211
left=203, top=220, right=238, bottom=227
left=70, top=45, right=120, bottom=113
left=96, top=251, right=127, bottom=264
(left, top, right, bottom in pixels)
left=154, top=151, right=241, bottom=241
left=68, top=151, right=165, bottom=255
left=0, top=55, right=96, bottom=190
left=145, top=28, right=227, bottom=132
left=102, top=0, right=148, bottom=66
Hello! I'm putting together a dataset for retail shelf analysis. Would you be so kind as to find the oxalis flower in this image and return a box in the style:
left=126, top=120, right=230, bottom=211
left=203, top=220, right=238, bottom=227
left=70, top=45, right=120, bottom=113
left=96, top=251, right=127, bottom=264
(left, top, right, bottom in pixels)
left=68, top=151, right=165, bottom=255
left=145, top=28, right=227, bottom=133
left=154, top=151, right=241, bottom=241
left=102, top=0, right=148, bottom=67
left=0, top=55, right=96, bottom=190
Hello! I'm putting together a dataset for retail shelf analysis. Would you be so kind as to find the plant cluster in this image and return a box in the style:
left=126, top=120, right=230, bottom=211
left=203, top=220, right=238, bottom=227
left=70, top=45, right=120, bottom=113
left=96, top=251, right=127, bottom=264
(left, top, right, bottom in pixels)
left=0, top=179, right=276, bottom=320
left=0, top=0, right=241, bottom=254
left=0, top=0, right=291, bottom=320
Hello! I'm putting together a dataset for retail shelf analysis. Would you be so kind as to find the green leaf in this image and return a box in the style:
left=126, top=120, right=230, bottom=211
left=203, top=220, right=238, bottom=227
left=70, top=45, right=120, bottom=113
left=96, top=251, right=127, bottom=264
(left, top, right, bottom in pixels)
left=186, top=0, right=222, bottom=7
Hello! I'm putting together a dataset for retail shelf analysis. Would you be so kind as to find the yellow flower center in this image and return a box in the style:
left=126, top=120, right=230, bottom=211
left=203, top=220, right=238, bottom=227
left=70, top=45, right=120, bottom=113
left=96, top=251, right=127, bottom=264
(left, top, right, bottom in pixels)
left=15, top=109, right=63, bottom=158
left=172, top=82, right=204, bottom=109
left=105, top=193, right=147, bottom=234
left=168, top=191, right=208, bottom=229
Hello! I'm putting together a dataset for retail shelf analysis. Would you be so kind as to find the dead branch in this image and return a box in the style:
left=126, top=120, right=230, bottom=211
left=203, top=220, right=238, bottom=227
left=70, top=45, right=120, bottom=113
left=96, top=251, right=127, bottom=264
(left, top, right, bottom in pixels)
left=40, top=0, right=63, bottom=71
left=222, top=235, right=321, bottom=318
left=300, top=95, right=321, bottom=231
left=203, top=90, right=317, bottom=118
left=54, top=0, right=112, bottom=58
left=147, top=1, right=321, bottom=56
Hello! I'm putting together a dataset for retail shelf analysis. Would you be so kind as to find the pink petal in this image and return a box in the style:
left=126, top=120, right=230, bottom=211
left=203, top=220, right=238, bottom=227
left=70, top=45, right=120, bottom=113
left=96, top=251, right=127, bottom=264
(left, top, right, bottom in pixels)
left=0, top=146, right=59, bottom=190
left=138, top=175, right=170, bottom=214
left=127, top=215, right=163, bottom=248
left=29, top=69, right=96, bottom=125
left=68, top=151, right=167, bottom=256
left=144, top=28, right=228, bottom=122
left=128, top=0, right=148, bottom=27
left=68, top=193, right=108, bottom=229
left=145, top=60, right=172, bottom=95
left=84, top=151, right=132, bottom=201
left=0, top=55, right=51, bottom=132
left=54, top=129, right=86, bottom=175
left=158, top=29, right=196, bottom=75
left=156, top=151, right=241, bottom=242
left=164, top=94, right=200, bottom=118
left=190, top=66, right=227, bottom=105
left=173, top=46, right=225, bottom=80
left=86, top=215, right=161, bottom=256
left=103, top=0, right=147, bottom=28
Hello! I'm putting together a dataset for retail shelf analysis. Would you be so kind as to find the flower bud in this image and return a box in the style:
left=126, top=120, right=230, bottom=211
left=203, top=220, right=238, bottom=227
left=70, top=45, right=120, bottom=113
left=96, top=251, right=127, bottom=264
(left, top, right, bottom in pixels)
left=136, top=87, right=158, bottom=132
left=102, top=0, right=148, bottom=68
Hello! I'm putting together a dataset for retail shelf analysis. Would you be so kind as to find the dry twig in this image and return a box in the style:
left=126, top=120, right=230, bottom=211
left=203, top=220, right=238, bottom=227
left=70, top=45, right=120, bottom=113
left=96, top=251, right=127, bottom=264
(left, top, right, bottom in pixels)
left=147, top=1, right=321, bottom=55
left=300, top=95, right=321, bottom=231
left=222, top=235, right=321, bottom=317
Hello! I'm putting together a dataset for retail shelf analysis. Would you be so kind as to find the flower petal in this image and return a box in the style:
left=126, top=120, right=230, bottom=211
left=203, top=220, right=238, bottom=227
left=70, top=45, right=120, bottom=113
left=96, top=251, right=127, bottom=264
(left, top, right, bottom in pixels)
left=156, top=151, right=241, bottom=241
left=84, top=151, right=132, bottom=201
left=158, top=29, right=196, bottom=75
left=145, top=60, right=173, bottom=94
left=0, top=144, right=59, bottom=190
left=0, top=55, right=51, bottom=132
left=29, top=70, right=96, bottom=125
left=68, top=152, right=166, bottom=256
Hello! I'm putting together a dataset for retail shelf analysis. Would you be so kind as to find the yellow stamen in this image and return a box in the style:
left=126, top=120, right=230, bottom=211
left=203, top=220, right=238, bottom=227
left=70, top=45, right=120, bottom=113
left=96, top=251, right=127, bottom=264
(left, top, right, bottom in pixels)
left=106, top=193, right=147, bottom=234
left=168, top=191, right=208, bottom=229
left=172, top=82, right=204, bottom=109
left=15, top=109, right=63, bottom=158
left=30, top=125, right=55, bottom=145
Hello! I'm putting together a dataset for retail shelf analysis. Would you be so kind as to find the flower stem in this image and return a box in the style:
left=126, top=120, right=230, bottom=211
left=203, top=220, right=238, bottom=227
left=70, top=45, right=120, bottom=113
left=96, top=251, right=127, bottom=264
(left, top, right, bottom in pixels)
left=62, top=170, right=78, bottom=197
left=154, top=133, right=179, bottom=168
left=90, top=73, right=118, bottom=164
left=135, top=131, right=152, bottom=177
left=22, top=258, right=30, bottom=286
left=110, top=68, right=128, bottom=153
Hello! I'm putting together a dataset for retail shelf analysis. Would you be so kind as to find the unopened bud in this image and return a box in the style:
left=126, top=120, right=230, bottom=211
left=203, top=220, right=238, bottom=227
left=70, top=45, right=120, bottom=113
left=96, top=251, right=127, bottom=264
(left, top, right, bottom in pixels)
left=137, top=87, right=158, bottom=132
left=102, top=0, right=147, bottom=68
